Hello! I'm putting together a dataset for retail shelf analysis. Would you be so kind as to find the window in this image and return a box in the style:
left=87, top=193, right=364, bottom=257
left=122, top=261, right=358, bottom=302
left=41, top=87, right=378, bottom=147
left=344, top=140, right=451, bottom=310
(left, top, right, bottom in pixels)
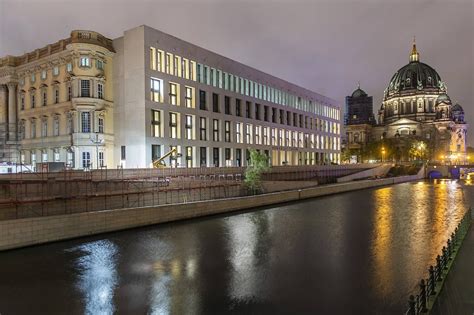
left=225, top=96, right=231, bottom=115
left=67, top=85, right=72, bottom=101
left=200, top=117, right=207, bottom=140
left=213, top=148, right=220, bottom=167
left=53, top=116, right=59, bottom=136
left=185, top=146, right=193, bottom=168
left=246, top=124, right=253, bottom=144
left=42, top=89, right=47, bottom=106
left=255, top=104, right=261, bottom=120
left=236, top=148, right=242, bottom=167
left=213, top=119, right=219, bottom=141
left=96, top=59, right=104, bottom=70
left=150, top=47, right=156, bottom=70
left=81, top=80, right=90, bottom=97
left=169, top=82, right=179, bottom=105
left=199, top=90, right=206, bottom=110
left=263, top=127, right=268, bottom=145
left=185, top=86, right=194, bottom=108
left=255, top=126, right=261, bottom=145
left=236, top=99, right=242, bottom=116
left=157, top=50, right=163, bottom=72
left=225, top=148, right=231, bottom=165
left=169, top=112, right=179, bottom=139
left=98, top=117, right=104, bottom=133
left=280, top=109, right=284, bottom=124
left=81, top=112, right=91, bottom=133
left=53, top=66, right=59, bottom=76
left=30, top=74, right=36, bottom=83
left=264, top=106, right=269, bottom=122
left=152, top=144, right=161, bottom=161
left=200, top=147, right=207, bottom=166
left=224, top=121, right=231, bottom=142
left=272, top=108, right=276, bottom=123
left=151, top=110, right=161, bottom=137
left=165, top=53, right=172, bottom=74
left=41, top=70, right=47, bottom=80
left=121, top=146, right=126, bottom=160
left=99, top=152, right=104, bottom=167
left=41, top=120, right=48, bottom=137
left=30, top=120, right=36, bottom=138
left=212, top=93, right=219, bottom=112
left=246, top=102, right=251, bottom=118
left=42, top=151, right=48, bottom=162
left=54, top=87, right=59, bottom=104
left=67, top=63, right=72, bottom=72
left=80, top=57, right=90, bottom=67
left=97, top=83, right=104, bottom=99
left=181, top=58, right=187, bottom=78
left=271, top=128, right=276, bottom=146
left=169, top=146, right=177, bottom=167
left=236, top=123, right=243, bottom=143
left=20, top=94, right=25, bottom=110
left=185, top=115, right=193, bottom=140
left=150, top=78, right=162, bottom=102
left=82, top=152, right=91, bottom=168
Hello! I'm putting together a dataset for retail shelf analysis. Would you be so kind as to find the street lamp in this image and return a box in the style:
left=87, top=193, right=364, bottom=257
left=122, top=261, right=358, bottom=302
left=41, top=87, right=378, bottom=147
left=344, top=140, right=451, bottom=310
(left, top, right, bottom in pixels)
left=381, top=146, right=386, bottom=163
left=90, top=133, right=104, bottom=169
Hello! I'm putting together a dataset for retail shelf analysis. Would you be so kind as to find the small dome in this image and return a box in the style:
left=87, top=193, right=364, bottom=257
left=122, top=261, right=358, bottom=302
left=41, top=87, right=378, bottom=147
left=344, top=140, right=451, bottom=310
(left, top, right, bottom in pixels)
left=436, top=93, right=452, bottom=105
left=451, top=103, right=464, bottom=112
left=351, top=88, right=367, bottom=98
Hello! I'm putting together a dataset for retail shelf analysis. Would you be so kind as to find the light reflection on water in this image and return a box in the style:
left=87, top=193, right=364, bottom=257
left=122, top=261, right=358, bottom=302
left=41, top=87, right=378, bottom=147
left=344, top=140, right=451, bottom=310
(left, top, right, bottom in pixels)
left=70, top=240, right=119, bottom=315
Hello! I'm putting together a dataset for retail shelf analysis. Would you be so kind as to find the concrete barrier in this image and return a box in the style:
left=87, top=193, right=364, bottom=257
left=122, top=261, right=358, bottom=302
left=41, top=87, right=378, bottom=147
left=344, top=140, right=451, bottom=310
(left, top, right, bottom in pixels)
left=0, top=174, right=423, bottom=251
left=336, top=164, right=392, bottom=183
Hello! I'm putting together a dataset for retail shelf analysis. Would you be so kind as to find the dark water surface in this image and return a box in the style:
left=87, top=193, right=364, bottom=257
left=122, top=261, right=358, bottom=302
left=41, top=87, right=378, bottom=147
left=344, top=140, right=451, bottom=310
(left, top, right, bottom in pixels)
left=0, top=180, right=472, bottom=315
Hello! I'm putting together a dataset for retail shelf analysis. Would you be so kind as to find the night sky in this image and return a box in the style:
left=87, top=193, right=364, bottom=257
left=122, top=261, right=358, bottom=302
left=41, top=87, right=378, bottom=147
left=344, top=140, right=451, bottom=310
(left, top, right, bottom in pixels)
left=1, top=0, right=472, bottom=145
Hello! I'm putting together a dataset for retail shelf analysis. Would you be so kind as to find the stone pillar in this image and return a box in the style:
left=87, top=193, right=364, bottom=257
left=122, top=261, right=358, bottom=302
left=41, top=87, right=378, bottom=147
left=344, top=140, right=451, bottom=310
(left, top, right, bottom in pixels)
left=7, top=82, right=17, bottom=141
left=0, top=85, right=7, bottom=125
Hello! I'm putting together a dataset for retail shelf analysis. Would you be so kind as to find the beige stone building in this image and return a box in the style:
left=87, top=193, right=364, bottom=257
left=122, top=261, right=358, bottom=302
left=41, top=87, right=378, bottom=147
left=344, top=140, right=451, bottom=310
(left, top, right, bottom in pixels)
left=0, top=31, right=115, bottom=170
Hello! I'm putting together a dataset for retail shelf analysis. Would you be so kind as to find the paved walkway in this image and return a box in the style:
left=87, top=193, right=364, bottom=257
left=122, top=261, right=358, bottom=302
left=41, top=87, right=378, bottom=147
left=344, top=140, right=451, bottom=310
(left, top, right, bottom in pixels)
left=431, top=222, right=474, bottom=315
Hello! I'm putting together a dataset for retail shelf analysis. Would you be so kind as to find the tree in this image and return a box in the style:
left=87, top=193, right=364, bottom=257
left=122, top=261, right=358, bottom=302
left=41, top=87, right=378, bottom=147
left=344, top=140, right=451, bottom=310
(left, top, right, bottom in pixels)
left=244, top=149, right=270, bottom=194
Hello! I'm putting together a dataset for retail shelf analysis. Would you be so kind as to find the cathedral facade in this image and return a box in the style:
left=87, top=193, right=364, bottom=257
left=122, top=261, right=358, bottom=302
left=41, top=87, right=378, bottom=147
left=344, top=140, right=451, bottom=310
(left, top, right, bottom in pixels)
left=345, top=41, right=468, bottom=163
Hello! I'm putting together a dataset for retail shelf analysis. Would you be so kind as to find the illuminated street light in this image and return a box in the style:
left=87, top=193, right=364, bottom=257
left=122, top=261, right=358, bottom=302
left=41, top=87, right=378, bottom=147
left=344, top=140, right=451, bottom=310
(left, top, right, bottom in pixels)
left=381, top=146, right=386, bottom=162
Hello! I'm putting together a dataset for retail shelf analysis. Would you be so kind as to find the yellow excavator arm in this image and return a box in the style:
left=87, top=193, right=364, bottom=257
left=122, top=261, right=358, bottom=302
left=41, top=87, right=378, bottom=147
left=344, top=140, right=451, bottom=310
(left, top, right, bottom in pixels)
left=153, top=148, right=177, bottom=168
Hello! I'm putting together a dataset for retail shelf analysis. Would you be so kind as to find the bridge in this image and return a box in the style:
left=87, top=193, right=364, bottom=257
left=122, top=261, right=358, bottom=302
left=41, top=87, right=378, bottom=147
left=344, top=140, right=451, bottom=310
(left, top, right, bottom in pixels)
left=426, top=164, right=474, bottom=179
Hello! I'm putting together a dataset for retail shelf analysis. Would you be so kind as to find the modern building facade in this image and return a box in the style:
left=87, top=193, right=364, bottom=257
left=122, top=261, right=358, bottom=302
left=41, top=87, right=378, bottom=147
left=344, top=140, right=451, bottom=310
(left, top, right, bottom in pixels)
left=113, top=25, right=341, bottom=168
left=345, top=40, right=468, bottom=163
left=0, top=31, right=115, bottom=170
left=0, top=25, right=341, bottom=170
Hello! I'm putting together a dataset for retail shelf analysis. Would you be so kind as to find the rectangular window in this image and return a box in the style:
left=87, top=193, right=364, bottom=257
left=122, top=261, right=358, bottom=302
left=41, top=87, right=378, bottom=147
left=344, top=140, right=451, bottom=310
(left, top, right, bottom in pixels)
left=185, top=115, right=193, bottom=140
left=263, top=127, right=269, bottom=145
left=54, top=88, right=59, bottom=104
left=152, top=144, right=161, bottom=161
left=185, top=86, right=194, bottom=108
left=96, top=59, right=104, bottom=70
left=42, top=90, right=47, bottom=106
left=213, top=119, right=219, bottom=141
left=224, top=120, right=231, bottom=142
left=150, top=78, right=162, bottom=102
left=200, top=117, right=207, bottom=141
left=213, top=148, right=220, bottom=167
left=255, top=103, right=261, bottom=120
left=67, top=85, right=72, bottom=101
left=67, top=63, right=72, bottom=72
left=150, top=47, right=156, bottom=70
left=200, top=147, right=207, bottom=166
left=157, top=50, right=163, bottom=72
left=99, top=152, right=104, bottom=167
left=246, top=124, right=253, bottom=144
left=272, top=108, right=276, bottom=123
left=20, top=94, right=25, bottom=110
left=169, top=82, right=179, bottom=105
left=199, top=90, right=206, bottom=110
left=82, top=152, right=91, bottom=168
left=151, top=110, right=161, bottom=137
left=236, top=148, right=242, bottom=167
left=236, top=99, right=242, bottom=116
left=236, top=122, right=243, bottom=144
left=53, top=117, right=60, bottom=136
left=169, top=112, right=179, bottom=139
left=271, top=128, right=276, bottom=146
left=174, top=56, right=180, bottom=76
left=80, top=57, right=90, bottom=67
left=41, top=70, right=47, bottom=80
left=165, top=53, right=172, bottom=74
left=41, top=120, right=48, bottom=137
left=246, top=101, right=251, bottom=119
left=31, top=121, right=36, bottom=138
left=186, top=146, right=193, bottom=168
left=224, top=96, right=231, bottom=115
left=264, top=106, right=269, bottom=122
left=30, top=73, right=36, bottom=83
left=255, top=126, right=261, bottom=145
left=53, top=66, right=59, bottom=76
left=98, top=117, right=104, bottom=133
left=212, top=93, right=219, bottom=112
left=121, top=146, right=126, bottom=160
left=81, top=80, right=90, bottom=97
left=97, top=83, right=104, bottom=99
left=81, top=112, right=91, bottom=133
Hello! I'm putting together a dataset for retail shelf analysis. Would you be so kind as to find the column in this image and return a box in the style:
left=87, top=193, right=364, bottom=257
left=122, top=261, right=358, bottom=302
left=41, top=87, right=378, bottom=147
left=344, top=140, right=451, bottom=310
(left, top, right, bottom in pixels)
left=0, top=85, right=7, bottom=124
left=7, top=82, right=17, bottom=141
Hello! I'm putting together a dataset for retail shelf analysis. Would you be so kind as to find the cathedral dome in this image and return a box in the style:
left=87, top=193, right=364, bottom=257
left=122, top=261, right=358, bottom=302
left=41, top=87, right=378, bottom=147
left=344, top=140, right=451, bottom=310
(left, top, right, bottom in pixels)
left=385, top=40, right=442, bottom=97
left=351, top=88, right=367, bottom=98
left=436, top=93, right=452, bottom=105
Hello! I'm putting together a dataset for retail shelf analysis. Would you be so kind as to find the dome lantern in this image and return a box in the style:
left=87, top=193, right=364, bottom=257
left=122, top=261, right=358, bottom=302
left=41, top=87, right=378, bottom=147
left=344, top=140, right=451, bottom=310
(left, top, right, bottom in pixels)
left=409, top=37, right=419, bottom=63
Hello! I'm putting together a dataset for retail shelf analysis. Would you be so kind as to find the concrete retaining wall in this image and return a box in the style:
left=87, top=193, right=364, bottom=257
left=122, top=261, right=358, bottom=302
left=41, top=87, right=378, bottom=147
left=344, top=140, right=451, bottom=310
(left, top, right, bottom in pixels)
left=336, top=164, right=392, bottom=183
left=0, top=174, right=423, bottom=251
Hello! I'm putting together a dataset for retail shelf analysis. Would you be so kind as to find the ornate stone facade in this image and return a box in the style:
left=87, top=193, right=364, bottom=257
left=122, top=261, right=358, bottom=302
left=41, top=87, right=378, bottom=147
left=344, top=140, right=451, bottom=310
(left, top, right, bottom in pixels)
left=0, top=31, right=115, bottom=169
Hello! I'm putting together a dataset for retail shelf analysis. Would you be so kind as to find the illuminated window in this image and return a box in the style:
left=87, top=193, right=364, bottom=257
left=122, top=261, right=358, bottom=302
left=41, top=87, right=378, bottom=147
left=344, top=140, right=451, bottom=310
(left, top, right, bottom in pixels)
left=80, top=57, right=90, bottom=67
left=41, top=70, right=47, bottom=80
left=157, top=50, right=164, bottom=72
left=186, top=146, right=193, bottom=168
left=151, top=110, right=161, bottom=137
left=150, top=78, right=163, bottom=102
left=246, top=124, right=253, bottom=144
left=66, top=63, right=72, bottom=72
left=81, top=112, right=91, bottom=133
left=169, top=112, right=179, bottom=139
left=174, top=55, right=180, bottom=76
left=185, top=115, right=193, bottom=140
left=236, top=122, right=242, bottom=143
left=150, top=47, right=156, bottom=70
left=165, top=53, right=172, bottom=74
left=53, top=66, right=59, bottom=76
left=224, top=121, right=231, bottom=142
left=185, top=86, right=194, bottom=108
left=98, top=117, right=104, bottom=133
left=169, top=82, right=179, bottom=105
left=213, top=119, right=219, bottom=142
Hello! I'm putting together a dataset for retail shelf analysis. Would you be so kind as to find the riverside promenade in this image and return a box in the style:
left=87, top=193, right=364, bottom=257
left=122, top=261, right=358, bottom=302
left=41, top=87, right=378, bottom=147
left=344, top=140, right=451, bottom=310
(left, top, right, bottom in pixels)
left=432, top=219, right=474, bottom=314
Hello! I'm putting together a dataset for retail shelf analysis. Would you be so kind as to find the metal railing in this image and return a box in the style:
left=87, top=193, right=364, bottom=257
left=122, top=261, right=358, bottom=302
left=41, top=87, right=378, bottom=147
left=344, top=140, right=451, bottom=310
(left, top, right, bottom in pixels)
left=404, top=207, right=472, bottom=314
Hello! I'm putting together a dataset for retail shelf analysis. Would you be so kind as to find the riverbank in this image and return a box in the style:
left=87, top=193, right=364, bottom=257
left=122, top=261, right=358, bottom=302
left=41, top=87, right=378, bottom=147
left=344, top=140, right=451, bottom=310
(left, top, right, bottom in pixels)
left=0, top=174, right=422, bottom=251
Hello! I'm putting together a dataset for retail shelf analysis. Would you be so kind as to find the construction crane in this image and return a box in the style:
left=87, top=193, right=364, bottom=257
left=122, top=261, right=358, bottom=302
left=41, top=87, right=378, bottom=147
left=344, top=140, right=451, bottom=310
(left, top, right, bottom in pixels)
left=153, top=148, right=177, bottom=168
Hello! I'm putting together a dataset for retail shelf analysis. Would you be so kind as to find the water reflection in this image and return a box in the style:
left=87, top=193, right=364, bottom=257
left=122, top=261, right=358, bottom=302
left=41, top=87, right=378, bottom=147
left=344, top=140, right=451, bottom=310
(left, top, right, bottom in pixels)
left=71, top=240, right=118, bottom=315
